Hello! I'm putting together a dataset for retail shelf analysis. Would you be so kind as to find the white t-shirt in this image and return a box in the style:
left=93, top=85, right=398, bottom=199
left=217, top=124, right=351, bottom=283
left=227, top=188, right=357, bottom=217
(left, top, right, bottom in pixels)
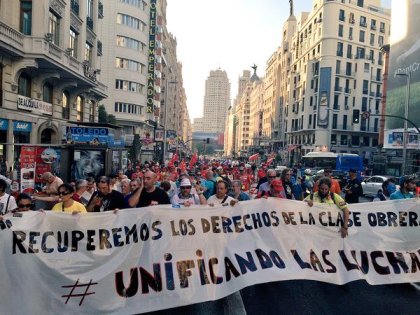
left=207, top=194, right=235, bottom=205
left=171, top=193, right=200, bottom=207
left=0, top=193, right=17, bottom=214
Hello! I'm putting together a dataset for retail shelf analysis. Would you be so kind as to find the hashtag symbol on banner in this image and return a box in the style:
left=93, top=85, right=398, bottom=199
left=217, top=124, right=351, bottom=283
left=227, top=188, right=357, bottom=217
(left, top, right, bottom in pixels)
left=61, top=279, right=98, bottom=306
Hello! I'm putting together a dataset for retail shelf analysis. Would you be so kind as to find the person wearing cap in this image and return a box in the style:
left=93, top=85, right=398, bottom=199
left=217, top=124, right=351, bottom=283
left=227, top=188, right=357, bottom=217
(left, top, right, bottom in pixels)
left=344, top=169, right=363, bottom=204
left=171, top=178, right=207, bottom=207
left=257, top=179, right=286, bottom=199
left=390, top=176, right=416, bottom=200
left=313, top=168, right=341, bottom=194
left=305, top=177, right=350, bottom=238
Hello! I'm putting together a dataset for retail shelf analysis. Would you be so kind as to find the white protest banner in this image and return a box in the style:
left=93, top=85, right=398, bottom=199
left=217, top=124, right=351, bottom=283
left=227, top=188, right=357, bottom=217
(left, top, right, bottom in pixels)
left=0, top=198, right=419, bottom=314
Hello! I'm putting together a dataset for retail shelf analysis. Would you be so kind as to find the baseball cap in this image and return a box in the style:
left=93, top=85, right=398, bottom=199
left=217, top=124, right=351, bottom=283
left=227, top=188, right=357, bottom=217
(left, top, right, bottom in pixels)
left=271, top=179, right=283, bottom=191
left=180, top=178, right=192, bottom=187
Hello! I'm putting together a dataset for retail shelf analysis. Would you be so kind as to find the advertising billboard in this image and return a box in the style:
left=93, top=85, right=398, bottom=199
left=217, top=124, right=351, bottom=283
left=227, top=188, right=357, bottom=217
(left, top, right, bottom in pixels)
left=385, top=0, right=420, bottom=148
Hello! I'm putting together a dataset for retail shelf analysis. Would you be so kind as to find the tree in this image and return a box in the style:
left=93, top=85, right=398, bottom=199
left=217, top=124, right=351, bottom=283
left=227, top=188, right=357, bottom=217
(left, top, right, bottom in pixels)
left=98, top=104, right=108, bottom=123
left=128, top=134, right=141, bottom=165
left=108, top=114, right=117, bottom=125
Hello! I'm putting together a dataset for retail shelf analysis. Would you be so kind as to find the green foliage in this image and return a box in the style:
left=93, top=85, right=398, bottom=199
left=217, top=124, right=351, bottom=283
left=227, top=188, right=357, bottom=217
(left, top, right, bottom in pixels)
left=108, top=114, right=117, bottom=125
left=98, top=104, right=108, bottom=123
left=128, top=134, right=141, bottom=165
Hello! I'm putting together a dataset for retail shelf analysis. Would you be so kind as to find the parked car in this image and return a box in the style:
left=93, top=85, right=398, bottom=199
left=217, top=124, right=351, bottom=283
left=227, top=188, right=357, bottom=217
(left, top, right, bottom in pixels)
left=361, top=175, right=399, bottom=197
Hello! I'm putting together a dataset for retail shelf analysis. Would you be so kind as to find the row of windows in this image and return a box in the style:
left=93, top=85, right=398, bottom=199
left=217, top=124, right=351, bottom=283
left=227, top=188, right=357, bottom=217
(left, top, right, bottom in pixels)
left=114, top=102, right=143, bottom=115
left=116, top=35, right=146, bottom=52
left=116, top=13, right=146, bottom=31
left=119, top=0, right=147, bottom=10
left=115, top=79, right=144, bottom=93
left=338, top=9, right=386, bottom=33
left=115, top=57, right=145, bottom=73
left=336, top=43, right=383, bottom=63
left=17, top=73, right=94, bottom=122
left=338, top=24, right=384, bottom=46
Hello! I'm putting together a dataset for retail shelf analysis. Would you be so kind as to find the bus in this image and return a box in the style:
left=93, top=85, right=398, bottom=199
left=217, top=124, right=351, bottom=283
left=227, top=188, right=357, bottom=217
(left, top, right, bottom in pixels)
left=301, top=152, right=364, bottom=174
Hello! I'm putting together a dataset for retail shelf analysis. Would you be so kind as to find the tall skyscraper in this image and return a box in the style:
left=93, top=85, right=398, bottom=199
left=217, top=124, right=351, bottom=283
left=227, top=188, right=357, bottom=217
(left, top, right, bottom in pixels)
left=200, top=69, right=231, bottom=133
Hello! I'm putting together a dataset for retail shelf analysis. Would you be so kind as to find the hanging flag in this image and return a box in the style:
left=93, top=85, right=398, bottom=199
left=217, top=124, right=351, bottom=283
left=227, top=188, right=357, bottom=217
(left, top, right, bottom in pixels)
left=179, top=160, right=187, bottom=172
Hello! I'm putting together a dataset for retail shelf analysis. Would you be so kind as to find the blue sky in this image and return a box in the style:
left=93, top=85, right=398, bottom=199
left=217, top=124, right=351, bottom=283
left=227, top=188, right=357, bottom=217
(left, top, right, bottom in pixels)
left=166, top=0, right=391, bottom=121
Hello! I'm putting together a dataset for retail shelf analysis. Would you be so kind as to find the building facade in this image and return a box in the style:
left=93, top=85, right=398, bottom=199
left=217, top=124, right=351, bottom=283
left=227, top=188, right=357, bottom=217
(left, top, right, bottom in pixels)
left=0, top=0, right=107, bottom=167
left=199, top=68, right=231, bottom=133
left=285, top=0, right=390, bottom=164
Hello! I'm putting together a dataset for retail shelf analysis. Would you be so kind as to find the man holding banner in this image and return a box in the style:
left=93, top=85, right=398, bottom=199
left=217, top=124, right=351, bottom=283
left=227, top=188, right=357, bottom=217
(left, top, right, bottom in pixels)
left=305, top=176, right=349, bottom=238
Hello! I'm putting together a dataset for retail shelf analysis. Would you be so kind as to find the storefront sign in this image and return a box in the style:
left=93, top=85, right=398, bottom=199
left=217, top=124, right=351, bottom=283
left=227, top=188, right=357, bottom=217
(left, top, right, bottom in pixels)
left=17, top=95, right=53, bottom=116
left=0, top=119, right=8, bottom=131
left=66, top=126, right=109, bottom=144
left=13, top=121, right=32, bottom=132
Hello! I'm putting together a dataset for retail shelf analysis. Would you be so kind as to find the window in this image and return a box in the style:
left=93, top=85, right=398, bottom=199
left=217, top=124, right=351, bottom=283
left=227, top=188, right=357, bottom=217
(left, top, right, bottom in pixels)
left=362, top=97, right=368, bottom=112
left=360, top=16, right=367, bottom=27
left=362, top=81, right=369, bottom=95
left=339, top=9, right=345, bottom=22
left=115, top=79, right=144, bottom=93
left=347, top=44, right=352, bottom=58
left=357, top=0, right=364, bottom=8
left=69, top=28, right=78, bottom=58
left=371, top=19, right=377, bottom=30
left=356, top=47, right=365, bottom=59
left=338, top=24, right=343, bottom=37
left=331, top=134, right=337, bottom=145
left=116, top=35, right=145, bottom=52
left=343, top=115, right=348, bottom=130
left=20, top=0, right=32, bottom=35
left=114, top=102, right=142, bottom=115
left=359, top=30, right=365, bottom=43
left=88, top=100, right=95, bottom=122
left=341, top=135, right=348, bottom=145
left=370, top=33, right=375, bottom=46
left=349, top=27, right=353, bottom=40
left=43, top=82, right=53, bottom=103
left=346, top=62, right=352, bottom=76
left=115, top=57, right=144, bottom=72
left=337, top=42, right=343, bottom=57
left=378, top=35, right=384, bottom=46
left=116, top=13, right=146, bottom=31
left=120, top=0, right=147, bottom=10
left=374, top=118, right=379, bottom=132
left=332, top=114, right=338, bottom=129
left=364, top=63, right=370, bottom=72
left=336, top=60, right=341, bottom=74
left=18, top=73, right=31, bottom=97
left=85, top=42, right=93, bottom=63
left=86, top=0, right=94, bottom=29
left=48, top=10, right=60, bottom=45
left=76, top=96, right=84, bottom=122
left=62, top=91, right=70, bottom=119
left=379, top=22, right=385, bottom=33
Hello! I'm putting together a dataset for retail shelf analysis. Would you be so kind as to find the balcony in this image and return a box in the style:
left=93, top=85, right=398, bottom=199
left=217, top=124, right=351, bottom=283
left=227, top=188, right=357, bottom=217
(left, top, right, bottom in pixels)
left=0, top=20, right=24, bottom=53
left=371, top=25, right=376, bottom=31
left=360, top=21, right=367, bottom=28
left=376, top=92, right=382, bottom=98
left=334, top=86, right=343, bottom=92
left=344, top=88, right=352, bottom=94
left=71, top=0, right=79, bottom=15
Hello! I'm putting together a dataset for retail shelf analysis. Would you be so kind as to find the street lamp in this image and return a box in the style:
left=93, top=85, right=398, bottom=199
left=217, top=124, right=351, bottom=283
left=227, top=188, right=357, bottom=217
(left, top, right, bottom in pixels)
left=395, top=71, right=411, bottom=176
left=163, top=79, right=177, bottom=163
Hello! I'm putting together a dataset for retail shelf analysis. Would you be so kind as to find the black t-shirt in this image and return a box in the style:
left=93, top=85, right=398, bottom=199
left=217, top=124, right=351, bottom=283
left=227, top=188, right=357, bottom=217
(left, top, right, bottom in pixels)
left=344, top=178, right=363, bottom=204
left=88, top=190, right=126, bottom=212
left=283, top=181, right=294, bottom=199
left=136, top=187, right=170, bottom=208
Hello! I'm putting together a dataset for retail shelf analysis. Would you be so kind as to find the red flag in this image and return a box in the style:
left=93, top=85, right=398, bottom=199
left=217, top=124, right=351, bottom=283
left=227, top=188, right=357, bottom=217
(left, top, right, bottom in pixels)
left=266, top=157, right=274, bottom=165
left=168, top=152, right=179, bottom=167
left=248, top=153, right=259, bottom=161
left=189, top=152, right=198, bottom=169
left=180, top=160, right=187, bottom=172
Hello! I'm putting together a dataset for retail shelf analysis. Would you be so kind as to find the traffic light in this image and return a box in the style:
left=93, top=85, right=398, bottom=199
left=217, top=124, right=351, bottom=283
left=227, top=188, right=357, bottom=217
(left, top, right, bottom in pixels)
left=352, top=109, right=360, bottom=124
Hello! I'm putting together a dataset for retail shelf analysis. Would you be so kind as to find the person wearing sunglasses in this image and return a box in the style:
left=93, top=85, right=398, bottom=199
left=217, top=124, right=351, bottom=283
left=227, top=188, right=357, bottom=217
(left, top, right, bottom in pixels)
left=52, top=183, right=87, bottom=214
left=15, top=193, right=34, bottom=212
left=171, top=178, right=206, bottom=207
left=257, top=169, right=277, bottom=195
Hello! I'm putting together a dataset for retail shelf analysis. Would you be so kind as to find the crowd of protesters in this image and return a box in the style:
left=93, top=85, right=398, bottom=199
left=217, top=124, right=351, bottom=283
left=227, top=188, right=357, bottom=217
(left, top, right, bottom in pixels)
left=1, top=157, right=419, bottom=239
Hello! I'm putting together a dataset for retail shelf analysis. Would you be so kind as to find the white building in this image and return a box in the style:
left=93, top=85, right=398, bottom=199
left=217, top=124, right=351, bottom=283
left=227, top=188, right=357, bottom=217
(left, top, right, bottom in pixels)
left=199, top=68, right=231, bottom=133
